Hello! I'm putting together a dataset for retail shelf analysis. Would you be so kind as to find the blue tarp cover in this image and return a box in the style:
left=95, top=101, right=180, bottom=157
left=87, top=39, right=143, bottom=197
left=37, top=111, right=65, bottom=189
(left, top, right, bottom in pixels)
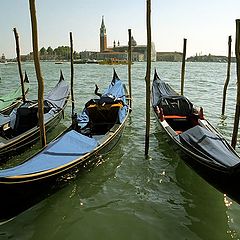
left=0, top=114, right=10, bottom=127
left=103, top=78, right=126, bottom=103
left=152, top=73, right=177, bottom=107
left=179, top=125, right=240, bottom=168
left=0, top=130, right=98, bottom=177
left=45, top=78, right=70, bottom=109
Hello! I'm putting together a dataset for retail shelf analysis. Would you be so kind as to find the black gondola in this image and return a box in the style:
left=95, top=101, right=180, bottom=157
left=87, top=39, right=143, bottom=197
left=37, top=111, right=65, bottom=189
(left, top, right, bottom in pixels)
left=0, top=71, right=70, bottom=161
left=152, top=69, right=240, bottom=201
left=0, top=70, right=130, bottom=220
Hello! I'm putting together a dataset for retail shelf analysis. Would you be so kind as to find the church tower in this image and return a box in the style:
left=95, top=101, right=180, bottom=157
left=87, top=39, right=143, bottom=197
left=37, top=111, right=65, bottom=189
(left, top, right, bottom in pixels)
left=100, top=16, right=107, bottom=52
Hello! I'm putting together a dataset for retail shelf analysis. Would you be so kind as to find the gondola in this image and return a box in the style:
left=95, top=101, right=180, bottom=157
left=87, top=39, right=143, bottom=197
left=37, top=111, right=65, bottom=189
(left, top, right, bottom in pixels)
left=152, top=69, right=240, bottom=200
left=0, top=72, right=30, bottom=115
left=0, top=70, right=130, bottom=219
left=0, top=71, right=70, bottom=161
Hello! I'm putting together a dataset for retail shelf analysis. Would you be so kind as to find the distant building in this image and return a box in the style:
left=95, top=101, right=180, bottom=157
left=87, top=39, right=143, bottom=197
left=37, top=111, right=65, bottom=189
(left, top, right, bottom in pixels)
left=100, top=16, right=107, bottom=52
left=80, top=50, right=98, bottom=60
left=0, top=53, right=6, bottom=63
left=96, top=16, right=156, bottom=62
left=156, top=52, right=183, bottom=62
left=186, top=54, right=235, bottom=63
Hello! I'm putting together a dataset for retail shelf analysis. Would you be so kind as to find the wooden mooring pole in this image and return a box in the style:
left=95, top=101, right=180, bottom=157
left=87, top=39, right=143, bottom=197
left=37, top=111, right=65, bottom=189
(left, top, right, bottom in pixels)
left=231, top=20, right=240, bottom=149
left=128, top=29, right=132, bottom=110
left=70, top=32, right=75, bottom=117
left=181, top=38, right=187, bottom=95
left=13, top=28, right=26, bottom=103
left=222, top=35, right=232, bottom=116
left=29, top=0, right=46, bottom=147
left=145, top=0, right=151, bottom=156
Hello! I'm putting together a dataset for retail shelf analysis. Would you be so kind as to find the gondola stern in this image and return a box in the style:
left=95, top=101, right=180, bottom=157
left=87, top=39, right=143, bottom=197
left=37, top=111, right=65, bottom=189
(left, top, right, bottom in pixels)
left=112, top=68, right=120, bottom=85
left=153, top=68, right=160, bottom=81
left=59, top=69, right=64, bottom=83
left=24, top=71, right=29, bottom=83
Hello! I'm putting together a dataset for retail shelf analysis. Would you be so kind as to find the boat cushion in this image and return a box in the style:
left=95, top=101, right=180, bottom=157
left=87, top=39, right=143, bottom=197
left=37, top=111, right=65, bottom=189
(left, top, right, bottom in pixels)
left=0, top=130, right=99, bottom=177
left=179, top=125, right=240, bottom=167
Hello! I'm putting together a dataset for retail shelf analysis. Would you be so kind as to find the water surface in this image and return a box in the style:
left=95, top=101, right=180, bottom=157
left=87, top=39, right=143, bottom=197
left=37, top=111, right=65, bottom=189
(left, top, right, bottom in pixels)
left=0, top=61, right=240, bottom=240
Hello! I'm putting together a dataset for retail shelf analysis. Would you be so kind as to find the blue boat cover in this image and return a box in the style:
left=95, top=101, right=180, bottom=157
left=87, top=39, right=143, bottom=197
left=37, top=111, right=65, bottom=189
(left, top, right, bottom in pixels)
left=152, top=71, right=177, bottom=107
left=0, top=130, right=98, bottom=177
left=103, top=77, right=126, bottom=103
left=0, top=114, right=10, bottom=127
left=45, top=77, right=70, bottom=109
left=104, top=78, right=127, bottom=123
left=179, top=125, right=240, bottom=168
left=77, top=110, right=89, bottom=129
left=77, top=75, right=127, bottom=125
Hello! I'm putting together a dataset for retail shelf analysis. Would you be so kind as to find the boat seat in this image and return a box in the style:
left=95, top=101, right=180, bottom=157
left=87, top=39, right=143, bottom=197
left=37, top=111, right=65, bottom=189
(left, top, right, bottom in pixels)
left=158, top=95, right=193, bottom=116
left=13, top=100, right=54, bottom=135
left=175, top=130, right=183, bottom=135
left=87, top=102, right=122, bottom=134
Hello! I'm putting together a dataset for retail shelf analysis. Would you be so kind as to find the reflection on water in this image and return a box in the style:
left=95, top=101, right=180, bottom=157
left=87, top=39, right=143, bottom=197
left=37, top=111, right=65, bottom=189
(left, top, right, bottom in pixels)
left=1, top=62, right=240, bottom=239
left=175, top=160, right=230, bottom=240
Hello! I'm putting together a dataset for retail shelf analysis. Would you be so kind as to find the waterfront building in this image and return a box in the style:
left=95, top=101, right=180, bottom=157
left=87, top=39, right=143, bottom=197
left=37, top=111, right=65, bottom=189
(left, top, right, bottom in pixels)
left=100, top=16, right=107, bottom=53
left=97, top=16, right=156, bottom=62
left=0, top=54, right=6, bottom=63
left=156, top=52, right=183, bottom=62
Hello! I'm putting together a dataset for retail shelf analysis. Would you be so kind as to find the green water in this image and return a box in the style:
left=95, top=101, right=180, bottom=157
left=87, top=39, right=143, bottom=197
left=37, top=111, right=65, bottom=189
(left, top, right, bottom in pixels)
left=0, top=61, right=240, bottom=239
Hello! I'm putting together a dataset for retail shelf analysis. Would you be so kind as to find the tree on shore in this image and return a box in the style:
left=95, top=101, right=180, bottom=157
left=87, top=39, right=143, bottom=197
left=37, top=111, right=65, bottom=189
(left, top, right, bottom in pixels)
left=38, top=46, right=70, bottom=60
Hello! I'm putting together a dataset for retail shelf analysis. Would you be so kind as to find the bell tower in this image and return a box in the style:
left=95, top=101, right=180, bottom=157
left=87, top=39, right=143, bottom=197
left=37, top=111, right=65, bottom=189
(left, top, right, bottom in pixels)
left=100, top=16, right=107, bottom=52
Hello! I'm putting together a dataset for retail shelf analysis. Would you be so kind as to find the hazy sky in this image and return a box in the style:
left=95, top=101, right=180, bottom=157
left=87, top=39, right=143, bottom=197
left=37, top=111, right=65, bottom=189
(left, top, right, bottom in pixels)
left=1, top=0, right=240, bottom=58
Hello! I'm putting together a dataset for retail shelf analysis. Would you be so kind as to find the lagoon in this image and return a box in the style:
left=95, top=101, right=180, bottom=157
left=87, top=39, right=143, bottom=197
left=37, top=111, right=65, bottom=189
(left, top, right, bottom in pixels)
left=0, top=61, right=239, bottom=240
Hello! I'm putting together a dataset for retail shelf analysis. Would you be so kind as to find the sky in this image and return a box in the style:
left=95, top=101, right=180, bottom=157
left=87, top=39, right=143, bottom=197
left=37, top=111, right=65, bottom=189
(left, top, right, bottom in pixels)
left=1, top=0, right=240, bottom=58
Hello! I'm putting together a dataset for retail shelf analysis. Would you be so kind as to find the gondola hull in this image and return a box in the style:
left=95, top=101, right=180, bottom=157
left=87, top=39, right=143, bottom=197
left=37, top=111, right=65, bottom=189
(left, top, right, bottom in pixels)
left=154, top=115, right=235, bottom=186
left=0, top=70, right=130, bottom=221
left=0, top=99, right=22, bottom=115
left=0, top=116, right=128, bottom=220
left=0, top=109, right=65, bottom=160
left=152, top=70, right=240, bottom=203
left=0, top=73, right=69, bottom=161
